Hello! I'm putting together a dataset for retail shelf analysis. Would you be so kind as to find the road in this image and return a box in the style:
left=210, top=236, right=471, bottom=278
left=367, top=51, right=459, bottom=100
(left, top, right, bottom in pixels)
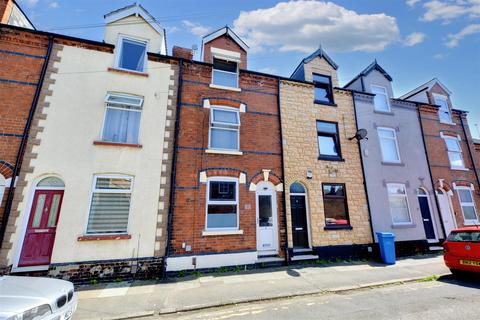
left=156, top=275, right=480, bottom=320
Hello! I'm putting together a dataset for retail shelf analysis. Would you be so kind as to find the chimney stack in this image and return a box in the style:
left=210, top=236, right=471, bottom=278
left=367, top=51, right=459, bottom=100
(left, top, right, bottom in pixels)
left=172, top=46, right=194, bottom=60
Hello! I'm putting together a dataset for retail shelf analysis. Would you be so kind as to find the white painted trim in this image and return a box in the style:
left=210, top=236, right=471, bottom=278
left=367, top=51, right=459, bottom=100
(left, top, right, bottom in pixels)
left=435, top=187, right=458, bottom=233
left=114, top=34, right=149, bottom=73
left=205, top=177, right=239, bottom=231
left=377, top=127, right=402, bottom=164
left=202, top=229, right=244, bottom=236
left=205, top=149, right=243, bottom=155
left=208, top=106, right=241, bottom=152
left=203, top=99, right=211, bottom=109
left=12, top=265, right=49, bottom=273
left=433, top=93, right=453, bottom=124
left=441, top=134, right=466, bottom=170
left=209, top=84, right=242, bottom=92
left=199, top=171, right=207, bottom=183
left=255, top=181, right=279, bottom=253
left=275, top=183, right=283, bottom=192
left=239, top=103, right=246, bottom=113
left=166, top=251, right=257, bottom=271
left=202, top=27, right=249, bottom=52
left=239, top=173, right=246, bottom=184
left=211, top=47, right=241, bottom=61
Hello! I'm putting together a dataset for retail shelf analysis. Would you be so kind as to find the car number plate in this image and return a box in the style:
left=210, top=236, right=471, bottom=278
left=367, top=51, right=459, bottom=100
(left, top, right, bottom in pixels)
left=64, top=308, right=73, bottom=320
left=460, top=260, right=480, bottom=266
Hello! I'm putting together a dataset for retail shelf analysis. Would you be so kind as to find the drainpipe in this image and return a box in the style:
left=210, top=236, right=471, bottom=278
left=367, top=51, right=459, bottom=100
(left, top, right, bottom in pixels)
left=459, top=113, right=480, bottom=189
left=0, top=36, right=54, bottom=247
left=350, top=92, right=376, bottom=245
left=415, top=103, right=447, bottom=239
left=163, top=58, right=183, bottom=277
left=276, top=78, right=289, bottom=264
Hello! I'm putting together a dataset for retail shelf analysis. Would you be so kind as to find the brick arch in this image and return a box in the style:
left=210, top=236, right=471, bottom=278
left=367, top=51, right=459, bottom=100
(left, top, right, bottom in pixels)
left=250, top=170, right=282, bottom=186
left=0, top=160, right=14, bottom=179
left=203, top=97, right=246, bottom=110
left=434, top=180, right=453, bottom=193
left=202, top=167, right=246, bottom=179
left=452, top=180, right=476, bottom=189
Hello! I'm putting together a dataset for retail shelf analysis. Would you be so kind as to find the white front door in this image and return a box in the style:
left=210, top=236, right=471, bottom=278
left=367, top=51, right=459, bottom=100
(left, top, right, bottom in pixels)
left=436, top=189, right=456, bottom=236
left=256, top=182, right=278, bottom=254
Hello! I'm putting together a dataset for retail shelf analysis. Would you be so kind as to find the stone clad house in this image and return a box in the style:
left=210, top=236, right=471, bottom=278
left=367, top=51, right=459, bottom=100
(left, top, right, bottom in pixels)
left=345, top=62, right=445, bottom=254
left=0, top=3, right=178, bottom=281
left=401, top=79, right=480, bottom=233
left=280, top=48, right=373, bottom=261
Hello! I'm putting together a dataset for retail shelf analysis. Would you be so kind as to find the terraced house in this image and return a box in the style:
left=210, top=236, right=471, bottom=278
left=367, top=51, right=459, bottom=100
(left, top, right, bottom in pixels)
left=0, top=3, right=178, bottom=281
left=166, top=27, right=285, bottom=271
left=280, top=48, right=373, bottom=261
left=345, top=62, right=445, bottom=255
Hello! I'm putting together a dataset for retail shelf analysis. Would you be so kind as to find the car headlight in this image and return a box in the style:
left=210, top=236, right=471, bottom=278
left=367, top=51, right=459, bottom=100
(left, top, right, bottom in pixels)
left=6, top=304, right=52, bottom=320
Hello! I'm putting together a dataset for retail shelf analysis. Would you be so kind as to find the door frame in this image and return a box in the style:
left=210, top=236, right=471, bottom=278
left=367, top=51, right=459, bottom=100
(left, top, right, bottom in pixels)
left=255, top=181, right=279, bottom=255
left=417, top=187, right=438, bottom=243
left=290, top=188, right=312, bottom=252
left=12, top=175, right=65, bottom=272
left=435, top=187, right=457, bottom=237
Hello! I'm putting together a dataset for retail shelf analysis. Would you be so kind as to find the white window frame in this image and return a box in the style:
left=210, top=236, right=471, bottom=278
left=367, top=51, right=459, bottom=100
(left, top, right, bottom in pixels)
left=442, top=134, right=465, bottom=170
left=456, top=186, right=479, bottom=225
left=0, top=174, right=5, bottom=207
left=371, top=85, right=390, bottom=112
left=387, top=183, right=412, bottom=225
left=85, top=174, right=134, bottom=235
left=211, top=58, right=239, bottom=89
left=433, top=93, right=453, bottom=124
left=114, top=35, right=148, bottom=73
left=205, top=177, right=239, bottom=231
left=377, top=127, right=401, bottom=163
left=100, top=92, right=144, bottom=144
left=208, top=106, right=241, bottom=151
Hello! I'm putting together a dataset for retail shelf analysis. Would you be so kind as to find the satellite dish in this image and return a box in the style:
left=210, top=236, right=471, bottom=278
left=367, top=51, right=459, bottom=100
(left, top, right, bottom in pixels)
left=349, top=129, right=368, bottom=141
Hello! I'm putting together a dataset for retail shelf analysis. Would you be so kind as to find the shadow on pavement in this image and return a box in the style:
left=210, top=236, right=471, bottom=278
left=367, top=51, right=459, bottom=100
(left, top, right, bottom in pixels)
left=438, top=273, right=480, bottom=289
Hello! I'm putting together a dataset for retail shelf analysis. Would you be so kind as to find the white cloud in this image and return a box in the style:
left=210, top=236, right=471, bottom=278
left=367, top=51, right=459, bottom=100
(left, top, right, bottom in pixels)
left=445, top=23, right=480, bottom=47
left=421, top=0, right=480, bottom=22
left=403, top=32, right=426, bottom=46
left=232, top=1, right=400, bottom=53
left=407, top=0, right=421, bottom=7
left=49, top=2, right=59, bottom=9
left=182, top=20, right=211, bottom=37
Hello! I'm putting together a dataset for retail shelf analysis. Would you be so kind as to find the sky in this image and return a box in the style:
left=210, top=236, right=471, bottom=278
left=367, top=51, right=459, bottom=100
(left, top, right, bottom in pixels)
left=18, top=0, right=480, bottom=136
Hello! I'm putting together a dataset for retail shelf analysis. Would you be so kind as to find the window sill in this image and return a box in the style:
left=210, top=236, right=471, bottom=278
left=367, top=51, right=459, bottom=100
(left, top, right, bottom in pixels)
left=314, top=100, right=337, bottom=107
left=78, top=234, right=131, bottom=241
left=209, top=83, right=241, bottom=92
left=451, top=167, right=469, bottom=171
left=202, top=229, right=244, bottom=236
left=108, top=67, right=148, bottom=77
left=381, top=161, right=405, bottom=167
left=318, top=156, right=344, bottom=162
left=93, top=141, right=143, bottom=148
left=391, top=223, right=416, bottom=229
left=374, top=109, right=394, bottom=115
left=324, top=225, right=353, bottom=231
left=464, top=221, right=479, bottom=226
left=205, top=149, right=243, bottom=155
left=440, top=121, right=456, bottom=126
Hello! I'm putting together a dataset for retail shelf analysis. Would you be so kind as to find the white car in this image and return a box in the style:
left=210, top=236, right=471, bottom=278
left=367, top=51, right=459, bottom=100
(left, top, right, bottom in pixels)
left=0, top=276, right=77, bottom=320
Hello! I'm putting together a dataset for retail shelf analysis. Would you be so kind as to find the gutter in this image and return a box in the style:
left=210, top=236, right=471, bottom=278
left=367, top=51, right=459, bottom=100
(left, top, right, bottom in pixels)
left=458, top=114, right=480, bottom=189
left=0, top=36, right=54, bottom=246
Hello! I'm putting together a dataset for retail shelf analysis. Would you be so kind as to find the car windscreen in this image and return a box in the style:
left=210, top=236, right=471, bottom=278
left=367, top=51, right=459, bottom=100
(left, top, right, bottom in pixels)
left=447, top=231, right=480, bottom=242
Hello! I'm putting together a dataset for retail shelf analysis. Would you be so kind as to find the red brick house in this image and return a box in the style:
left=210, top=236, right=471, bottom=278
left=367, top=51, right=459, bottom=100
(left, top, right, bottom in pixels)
left=401, top=78, right=480, bottom=235
left=166, top=27, right=285, bottom=271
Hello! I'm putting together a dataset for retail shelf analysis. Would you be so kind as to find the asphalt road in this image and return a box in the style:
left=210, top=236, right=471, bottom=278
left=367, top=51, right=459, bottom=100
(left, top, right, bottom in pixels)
left=156, top=275, right=480, bottom=320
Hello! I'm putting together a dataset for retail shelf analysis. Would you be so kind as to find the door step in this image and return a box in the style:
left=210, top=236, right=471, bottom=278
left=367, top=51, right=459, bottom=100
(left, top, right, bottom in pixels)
left=428, top=246, right=444, bottom=251
left=291, top=254, right=319, bottom=261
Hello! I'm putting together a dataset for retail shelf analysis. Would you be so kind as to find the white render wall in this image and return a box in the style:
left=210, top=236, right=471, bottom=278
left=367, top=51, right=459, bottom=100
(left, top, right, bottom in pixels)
left=8, top=44, right=175, bottom=265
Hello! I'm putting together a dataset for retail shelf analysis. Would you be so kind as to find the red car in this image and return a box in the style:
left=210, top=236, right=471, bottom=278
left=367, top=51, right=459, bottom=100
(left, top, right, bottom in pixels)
left=443, top=226, right=480, bottom=275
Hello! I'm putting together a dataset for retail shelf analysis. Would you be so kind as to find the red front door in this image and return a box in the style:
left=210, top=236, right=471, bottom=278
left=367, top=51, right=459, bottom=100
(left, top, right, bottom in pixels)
left=19, top=189, right=64, bottom=267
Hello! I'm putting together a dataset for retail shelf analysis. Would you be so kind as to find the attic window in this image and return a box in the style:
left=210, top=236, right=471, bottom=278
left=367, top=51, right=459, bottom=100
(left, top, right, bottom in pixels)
left=313, top=74, right=334, bottom=104
left=212, top=58, right=238, bottom=88
left=116, top=36, right=147, bottom=72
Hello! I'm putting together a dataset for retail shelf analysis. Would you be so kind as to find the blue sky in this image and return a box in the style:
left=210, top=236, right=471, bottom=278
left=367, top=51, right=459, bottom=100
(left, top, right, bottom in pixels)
left=18, top=0, right=480, bottom=136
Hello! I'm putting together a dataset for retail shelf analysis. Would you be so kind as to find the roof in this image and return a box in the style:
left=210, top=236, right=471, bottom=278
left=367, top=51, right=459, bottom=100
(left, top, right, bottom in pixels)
left=399, top=78, right=452, bottom=100
left=343, top=60, right=392, bottom=88
left=104, top=3, right=165, bottom=36
left=202, top=26, right=249, bottom=52
left=290, top=46, right=338, bottom=79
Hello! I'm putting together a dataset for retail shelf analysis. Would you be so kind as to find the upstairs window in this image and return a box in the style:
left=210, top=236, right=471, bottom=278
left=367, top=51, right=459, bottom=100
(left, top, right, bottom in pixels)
left=102, top=93, right=143, bottom=144
left=209, top=107, right=240, bottom=151
left=317, top=121, right=341, bottom=161
left=371, top=85, right=390, bottom=112
left=435, top=95, right=452, bottom=124
left=212, top=58, right=238, bottom=88
left=116, top=36, right=147, bottom=72
left=456, top=187, right=478, bottom=224
left=443, top=136, right=465, bottom=169
left=206, top=179, right=238, bottom=229
left=378, top=128, right=401, bottom=163
left=313, top=74, right=334, bottom=104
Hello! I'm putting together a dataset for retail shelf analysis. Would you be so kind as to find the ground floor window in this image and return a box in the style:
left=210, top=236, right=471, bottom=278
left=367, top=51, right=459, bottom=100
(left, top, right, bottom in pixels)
left=322, top=183, right=349, bottom=226
left=206, top=178, right=239, bottom=229
left=456, top=187, right=479, bottom=224
left=86, top=175, right=133, bottom=234
left=387, top=183, right=412, bottom=224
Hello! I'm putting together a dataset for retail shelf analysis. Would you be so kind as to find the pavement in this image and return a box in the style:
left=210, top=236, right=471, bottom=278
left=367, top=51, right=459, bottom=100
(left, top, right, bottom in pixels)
left=73, top=255, right=449, bottom=320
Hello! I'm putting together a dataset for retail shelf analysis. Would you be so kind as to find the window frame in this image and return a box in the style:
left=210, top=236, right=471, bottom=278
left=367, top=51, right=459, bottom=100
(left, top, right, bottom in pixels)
left=208, top=106, right=241, bottom=151
left=456, top=186, right=479, bottom=225
left=313, top=73, right=334, bottom=105
left=442, top=135, right=465, bottom=170
left=433, top=93, right=453, bottom=124
left=114, top=35, right=148, bottom=73
left=211, top=57, right=239, bottom=89
left=85, top=174, right=134, bottom=235
left=316, top=120, right=342, bottom=161
left=371, top=85, right=391, bottom=112
left=205, top=177, right=239, bottom=231
left=377, top=127, right=401, bottom=164
left=387, top=183, right=412, bottom=225
left=100, top=92, right=144, bottom=145
left=322, top=183, right=351, bottom=228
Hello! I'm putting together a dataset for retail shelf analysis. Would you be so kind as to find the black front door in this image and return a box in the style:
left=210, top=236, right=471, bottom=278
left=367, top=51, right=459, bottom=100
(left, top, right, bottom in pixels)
left=418, top=196, right=436, bottom=240
left=291, top=195, right=309, bottom=248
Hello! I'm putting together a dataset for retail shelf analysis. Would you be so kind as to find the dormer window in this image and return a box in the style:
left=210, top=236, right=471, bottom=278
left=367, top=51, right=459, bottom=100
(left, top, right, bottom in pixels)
left=212, top=58, right=238, bottom=88
left=371, top=85, right=390, bottom=112
left=434, top=94, right=453, bottom=124
left=313, top=74, right=334, bottom=104
left=115, top=36, right=147, bottom=72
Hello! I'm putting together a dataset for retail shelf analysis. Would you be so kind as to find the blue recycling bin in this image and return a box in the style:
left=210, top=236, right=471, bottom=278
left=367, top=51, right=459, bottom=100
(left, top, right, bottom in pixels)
left=376, top=232, right=396, bottom=265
